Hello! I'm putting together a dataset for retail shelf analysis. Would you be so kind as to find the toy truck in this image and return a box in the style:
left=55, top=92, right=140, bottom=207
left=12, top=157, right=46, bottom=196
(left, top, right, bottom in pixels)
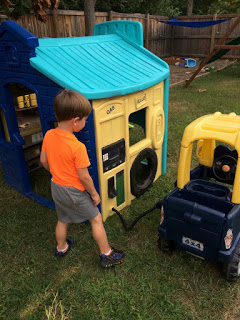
left=158, top=112, right=240, bottom=281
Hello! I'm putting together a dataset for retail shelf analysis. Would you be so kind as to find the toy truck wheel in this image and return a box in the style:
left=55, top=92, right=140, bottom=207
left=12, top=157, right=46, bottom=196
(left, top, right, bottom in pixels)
left=158, top=237, right=174, bottom=253
left=223, top=243, right=240, bottom=282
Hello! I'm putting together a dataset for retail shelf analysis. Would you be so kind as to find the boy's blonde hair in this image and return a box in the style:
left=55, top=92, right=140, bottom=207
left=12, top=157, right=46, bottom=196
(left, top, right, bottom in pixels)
left=54, top=89, right=92, bottom=122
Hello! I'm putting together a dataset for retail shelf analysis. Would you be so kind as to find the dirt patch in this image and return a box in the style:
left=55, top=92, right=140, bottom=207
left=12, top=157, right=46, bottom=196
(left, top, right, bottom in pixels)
left=168, top=58, right=236, bottom=87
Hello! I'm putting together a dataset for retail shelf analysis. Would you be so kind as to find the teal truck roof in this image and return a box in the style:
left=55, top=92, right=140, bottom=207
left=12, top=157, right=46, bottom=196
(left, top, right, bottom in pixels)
left=30, top=21, right=169, bottom=100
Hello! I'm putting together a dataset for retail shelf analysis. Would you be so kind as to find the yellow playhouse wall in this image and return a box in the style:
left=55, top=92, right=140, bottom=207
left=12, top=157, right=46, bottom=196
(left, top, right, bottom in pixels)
left=92, top=82, right=165, bottom=221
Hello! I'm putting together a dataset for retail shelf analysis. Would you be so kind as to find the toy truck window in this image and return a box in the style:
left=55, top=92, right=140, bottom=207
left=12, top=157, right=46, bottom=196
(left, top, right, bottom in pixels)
left=129, top=108, right=146, bottom=146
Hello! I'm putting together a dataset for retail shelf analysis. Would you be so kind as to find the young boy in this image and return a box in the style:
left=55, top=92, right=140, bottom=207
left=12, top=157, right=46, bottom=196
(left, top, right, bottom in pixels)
left=40, top=89, right=125, bottom=267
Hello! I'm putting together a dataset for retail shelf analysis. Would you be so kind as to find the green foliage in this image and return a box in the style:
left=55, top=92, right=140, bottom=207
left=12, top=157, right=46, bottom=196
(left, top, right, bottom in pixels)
left=94, top=0, right=181, bottom=16
left=95, top=0, right=240, bottom=15
left=208, top=0, right=240, bottom=14
left=58, top=0, right=84, bottom=11
left=169, top=0, right=240, bottom=15
left=12, top=0, right=31, bottom=16
left=1, top=0, right=239, bottom=17
left=58, top=0, right=181, bottom=16
left=0, top=0, right=31, bottom=18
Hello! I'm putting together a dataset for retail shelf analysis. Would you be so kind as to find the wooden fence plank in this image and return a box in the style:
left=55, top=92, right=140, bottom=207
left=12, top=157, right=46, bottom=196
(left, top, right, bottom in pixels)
left=210, top=13, right=217, bottom=52
left=145, top=13, right=149, bottom=50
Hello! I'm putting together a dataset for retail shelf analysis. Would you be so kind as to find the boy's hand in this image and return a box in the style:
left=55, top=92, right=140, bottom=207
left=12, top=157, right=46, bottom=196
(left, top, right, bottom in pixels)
left=77, top=168, right=100, bottom=205
left=91, top=192, right=101, bottom=206
left=40, top=150, right=50, bottom=171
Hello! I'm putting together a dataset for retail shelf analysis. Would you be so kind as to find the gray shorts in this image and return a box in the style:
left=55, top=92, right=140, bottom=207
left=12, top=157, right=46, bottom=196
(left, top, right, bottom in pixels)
left=51, top=180, right=99, bottom=223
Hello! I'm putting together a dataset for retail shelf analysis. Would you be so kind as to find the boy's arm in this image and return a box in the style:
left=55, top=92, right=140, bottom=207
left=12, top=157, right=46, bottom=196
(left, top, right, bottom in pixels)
left=77, top=168, right=100, bottom=206
left=40, top=150, right=50, bottom=172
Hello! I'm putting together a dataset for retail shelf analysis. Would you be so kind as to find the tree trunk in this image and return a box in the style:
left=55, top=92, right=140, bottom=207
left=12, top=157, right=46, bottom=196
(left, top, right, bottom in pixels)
left=84, top=0, right=97, bottom=36
left=187, top=0, right=193, bottom=16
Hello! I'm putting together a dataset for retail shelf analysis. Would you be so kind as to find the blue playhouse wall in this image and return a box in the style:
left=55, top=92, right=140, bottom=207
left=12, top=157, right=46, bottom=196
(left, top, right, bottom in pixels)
left=0, top=21, right=99, bottom=208
left=0, top=20, right=169, bottom=213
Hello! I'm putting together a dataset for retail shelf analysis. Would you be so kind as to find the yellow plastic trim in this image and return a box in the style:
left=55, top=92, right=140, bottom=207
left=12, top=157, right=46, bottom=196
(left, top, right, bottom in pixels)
left=177, top=112, right=240, bottom=203
left=177, top=144, right=192, bottom=189
left=196, top=139, right=216, bottom=167
left=152, top=108, right=165, bottom=149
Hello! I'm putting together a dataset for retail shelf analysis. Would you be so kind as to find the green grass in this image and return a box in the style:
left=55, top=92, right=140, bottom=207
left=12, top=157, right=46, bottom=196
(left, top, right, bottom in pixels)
left=1, top=63, right=240, bottom=320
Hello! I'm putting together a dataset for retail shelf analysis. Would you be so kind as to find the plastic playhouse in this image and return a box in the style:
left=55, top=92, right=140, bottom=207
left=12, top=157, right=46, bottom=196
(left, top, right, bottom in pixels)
left=0, top=20, right=170, bottom=221
left=158, top=112, right=240, bottom=281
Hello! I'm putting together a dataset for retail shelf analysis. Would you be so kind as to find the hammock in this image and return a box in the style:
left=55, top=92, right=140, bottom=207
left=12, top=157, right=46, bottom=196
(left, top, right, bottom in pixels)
left=159, top=17, right=230, bottom=28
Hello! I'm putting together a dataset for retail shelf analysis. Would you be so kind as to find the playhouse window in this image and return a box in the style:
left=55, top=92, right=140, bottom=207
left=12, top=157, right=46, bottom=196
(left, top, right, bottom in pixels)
left=5, top=44, right=20, bottom=67
left=129, top=108, right=146, bottom=146
left=9, top=83, right=43, bottom=172
left=9, top=83, right=40, bottom=135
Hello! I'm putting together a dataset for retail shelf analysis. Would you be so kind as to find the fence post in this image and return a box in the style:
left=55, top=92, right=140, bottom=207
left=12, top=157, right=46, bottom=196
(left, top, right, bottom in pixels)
left=145, top=13, right=149, bottom=49
left=170, top=25, right=175, bottom=56
left=210, top=13, right=217, bottom=52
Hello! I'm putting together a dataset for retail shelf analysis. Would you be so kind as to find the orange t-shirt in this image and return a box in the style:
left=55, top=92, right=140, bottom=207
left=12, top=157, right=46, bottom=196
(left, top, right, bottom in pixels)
left=42, top=127, right=90, bottom=191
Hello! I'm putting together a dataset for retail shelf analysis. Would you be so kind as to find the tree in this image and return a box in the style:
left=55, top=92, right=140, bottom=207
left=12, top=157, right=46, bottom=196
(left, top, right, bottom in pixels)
left=187, top=0, right=193, bottom=15
left=84, top=0, right=96, bottom=36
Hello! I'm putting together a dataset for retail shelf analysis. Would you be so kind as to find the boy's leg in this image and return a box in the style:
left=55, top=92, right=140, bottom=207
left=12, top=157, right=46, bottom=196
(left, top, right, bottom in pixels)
left=89, top=212, right=111, bottom=254
left=90, top=212, right=125, bottom=267
left=55, top=220, right=69, bottom=251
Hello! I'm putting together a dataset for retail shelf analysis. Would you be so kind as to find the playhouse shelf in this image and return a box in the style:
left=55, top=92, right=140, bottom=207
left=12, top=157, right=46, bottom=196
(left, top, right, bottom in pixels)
left=15, top=106, right=38, bottom=112
left=17, top=114, right=43, bottom=173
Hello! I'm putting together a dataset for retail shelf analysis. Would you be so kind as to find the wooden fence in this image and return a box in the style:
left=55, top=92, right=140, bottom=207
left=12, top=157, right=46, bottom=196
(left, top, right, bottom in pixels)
left=0, top=10, right=239, bottom=59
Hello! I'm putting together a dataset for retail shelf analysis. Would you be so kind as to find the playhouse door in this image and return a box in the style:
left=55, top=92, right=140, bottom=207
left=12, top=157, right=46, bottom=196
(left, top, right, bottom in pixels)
left=0, top=82, right=45, bottom=197
left=0, top=105, right=32, bottom=195
left=0, top=82, right=55, bottom=209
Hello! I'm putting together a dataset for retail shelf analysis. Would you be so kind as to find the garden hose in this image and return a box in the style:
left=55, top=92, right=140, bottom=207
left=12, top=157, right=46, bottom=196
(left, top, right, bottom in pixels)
left=112, top=200, right=163, bottom=231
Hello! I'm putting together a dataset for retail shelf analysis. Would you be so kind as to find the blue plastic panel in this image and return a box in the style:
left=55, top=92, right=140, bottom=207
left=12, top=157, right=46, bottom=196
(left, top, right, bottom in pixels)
left=94, top=20, right=143, bottom=46
left=0, top=20, right=38, bottom=48
left=30, top=34, right=169, bottom=99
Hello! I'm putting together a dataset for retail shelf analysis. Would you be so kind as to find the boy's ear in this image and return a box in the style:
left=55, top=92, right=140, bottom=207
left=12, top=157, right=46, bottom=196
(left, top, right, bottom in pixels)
left=73, top=117, right=80, bottom=125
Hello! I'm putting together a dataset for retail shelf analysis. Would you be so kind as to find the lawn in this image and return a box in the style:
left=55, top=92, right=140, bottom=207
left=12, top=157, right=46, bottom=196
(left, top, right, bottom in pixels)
left=0, top=63, right=240, bottom=320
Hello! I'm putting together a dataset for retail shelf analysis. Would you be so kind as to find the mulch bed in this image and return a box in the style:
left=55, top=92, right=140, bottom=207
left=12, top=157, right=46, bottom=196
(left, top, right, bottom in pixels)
left=169, top=58, right=236, bottom=87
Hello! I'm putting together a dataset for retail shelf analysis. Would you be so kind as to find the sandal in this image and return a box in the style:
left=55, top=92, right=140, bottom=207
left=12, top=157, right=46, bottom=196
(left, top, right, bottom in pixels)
left=55, top=237, right=74, bottom=258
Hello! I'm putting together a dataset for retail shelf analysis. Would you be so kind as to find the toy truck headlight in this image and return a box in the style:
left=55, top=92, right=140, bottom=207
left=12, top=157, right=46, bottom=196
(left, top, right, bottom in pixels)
left=224, top=229, right=233, bottom=249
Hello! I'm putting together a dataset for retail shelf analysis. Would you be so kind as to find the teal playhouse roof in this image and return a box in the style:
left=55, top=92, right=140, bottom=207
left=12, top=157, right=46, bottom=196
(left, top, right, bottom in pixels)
left=29, top=21, right=169, bottom=99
